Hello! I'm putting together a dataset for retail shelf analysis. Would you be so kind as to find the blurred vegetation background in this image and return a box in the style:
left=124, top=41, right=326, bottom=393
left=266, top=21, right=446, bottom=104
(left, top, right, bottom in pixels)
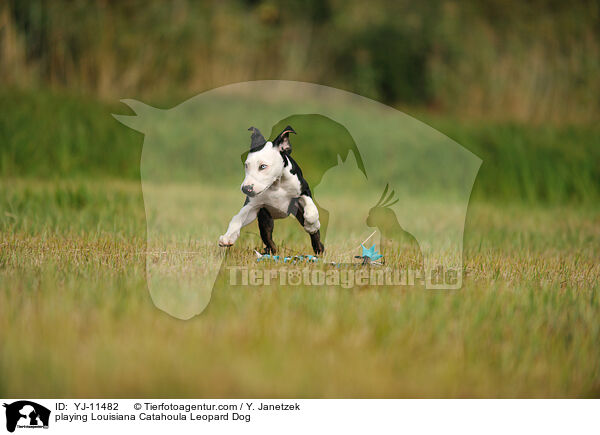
left=1, top=1, right=599, bottom=398
left=2, top=0, right=599, bottom=120
left=1, top=0, right=599, bottom=202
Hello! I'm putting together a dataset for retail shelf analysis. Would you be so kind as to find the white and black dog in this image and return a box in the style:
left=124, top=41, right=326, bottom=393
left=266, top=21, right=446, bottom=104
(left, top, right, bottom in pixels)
left=218, top=126, right=324, bottom=254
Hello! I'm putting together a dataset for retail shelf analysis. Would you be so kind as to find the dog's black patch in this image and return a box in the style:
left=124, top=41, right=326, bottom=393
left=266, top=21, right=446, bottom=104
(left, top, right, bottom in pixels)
left=248, top=126, right=267, bottom=152
left=248, top=144, right=267, bottom=153
left=286, top=154, right=312, bottom=197
left=287, top=197, right=299, bottom=216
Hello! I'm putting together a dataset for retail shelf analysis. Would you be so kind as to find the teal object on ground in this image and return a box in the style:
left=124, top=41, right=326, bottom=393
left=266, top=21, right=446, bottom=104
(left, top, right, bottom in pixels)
left=257, top=254, right=318, bottom=263
left=360, top=244, right=383, bottom=261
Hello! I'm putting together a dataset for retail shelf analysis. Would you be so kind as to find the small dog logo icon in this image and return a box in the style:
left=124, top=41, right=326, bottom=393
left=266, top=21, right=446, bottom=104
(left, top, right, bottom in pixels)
left=3, top=401, right=50, bottom=433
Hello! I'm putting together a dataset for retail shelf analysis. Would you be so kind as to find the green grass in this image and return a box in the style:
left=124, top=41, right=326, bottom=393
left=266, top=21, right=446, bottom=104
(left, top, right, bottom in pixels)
left=1, top=179, right=598, bottom=397
left=1, top=89, right=599, bottom=203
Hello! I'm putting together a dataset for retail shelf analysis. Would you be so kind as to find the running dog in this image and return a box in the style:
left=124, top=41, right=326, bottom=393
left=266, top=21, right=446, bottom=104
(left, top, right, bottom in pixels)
left=218, top=126, right=324, bottom=254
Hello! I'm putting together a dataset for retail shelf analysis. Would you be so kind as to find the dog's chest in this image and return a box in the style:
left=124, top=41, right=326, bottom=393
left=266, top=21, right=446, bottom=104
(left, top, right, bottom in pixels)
left=261, top=173, right=302, bottom=218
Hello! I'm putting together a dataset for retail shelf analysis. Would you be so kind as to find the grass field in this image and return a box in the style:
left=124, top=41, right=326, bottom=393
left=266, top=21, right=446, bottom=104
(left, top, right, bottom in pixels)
left=1, top=178, right=599, bottom=397
left=1, top=90, right=599, bottom=397
left=1, top=0, right=600, bottom=404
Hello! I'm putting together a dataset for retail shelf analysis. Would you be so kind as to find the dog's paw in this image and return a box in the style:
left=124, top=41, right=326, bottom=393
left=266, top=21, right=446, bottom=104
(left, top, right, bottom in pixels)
left=316, top=244, right=324, bottom=255
left=303, top=207, right=320, bottom=234
left=304, top=219, right=321, bottom=234
left=218, top=235, right=234, bottom=247
left=314, top=241, right=324, bottom=255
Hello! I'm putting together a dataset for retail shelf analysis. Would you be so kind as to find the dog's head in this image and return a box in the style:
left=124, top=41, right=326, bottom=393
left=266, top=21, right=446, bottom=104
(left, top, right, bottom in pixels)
left=241, top=126, right=295, bottom=196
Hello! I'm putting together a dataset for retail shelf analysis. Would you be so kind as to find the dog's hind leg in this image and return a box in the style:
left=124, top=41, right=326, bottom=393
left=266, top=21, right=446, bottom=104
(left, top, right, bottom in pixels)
left=292, top=202, right=324, bottom=255
left=257, top=207, right=277, bottom=254
left=298, top=195, right=321, bottom=233
left=309, top=230, right=324, bottom=255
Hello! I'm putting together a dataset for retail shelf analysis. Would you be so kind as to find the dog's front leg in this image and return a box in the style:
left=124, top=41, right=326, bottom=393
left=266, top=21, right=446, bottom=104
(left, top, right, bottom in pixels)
left=219, top=203, right=258, bottom=247
left=299, top=195, right=320, bottom=234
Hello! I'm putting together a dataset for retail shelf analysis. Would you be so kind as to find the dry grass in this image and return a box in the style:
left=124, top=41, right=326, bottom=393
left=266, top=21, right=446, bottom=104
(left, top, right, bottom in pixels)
left=0, top=179, right=599, bottom=397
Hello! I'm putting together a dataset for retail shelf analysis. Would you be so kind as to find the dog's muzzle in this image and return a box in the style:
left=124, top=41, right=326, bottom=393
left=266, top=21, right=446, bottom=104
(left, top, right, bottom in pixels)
left=241, top=184, right=256, bottom=197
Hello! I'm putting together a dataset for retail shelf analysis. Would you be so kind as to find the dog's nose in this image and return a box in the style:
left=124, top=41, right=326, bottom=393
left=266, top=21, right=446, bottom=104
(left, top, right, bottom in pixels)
left=241, top=184, right=255, bottom=196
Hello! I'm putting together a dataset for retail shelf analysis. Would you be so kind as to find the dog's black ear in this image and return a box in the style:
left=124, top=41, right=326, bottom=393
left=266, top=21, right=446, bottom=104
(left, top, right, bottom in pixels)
left=248, top=126, right=266, bottom=150
left=273, top=125, right=296, bottom=154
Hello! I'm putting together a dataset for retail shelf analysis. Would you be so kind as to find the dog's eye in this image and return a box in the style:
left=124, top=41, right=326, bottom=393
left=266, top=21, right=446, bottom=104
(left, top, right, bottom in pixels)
left=259, top=164, right=267, bottom=170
